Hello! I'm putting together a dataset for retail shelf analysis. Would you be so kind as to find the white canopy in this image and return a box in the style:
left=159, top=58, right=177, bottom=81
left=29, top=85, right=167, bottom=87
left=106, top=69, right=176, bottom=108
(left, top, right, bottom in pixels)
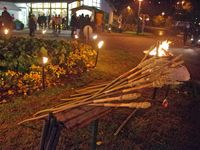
left=0, top=2, right=21, bottom=11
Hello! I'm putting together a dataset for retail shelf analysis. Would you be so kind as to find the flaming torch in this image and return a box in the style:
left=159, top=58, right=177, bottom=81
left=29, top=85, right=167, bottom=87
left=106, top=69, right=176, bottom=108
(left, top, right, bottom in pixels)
left=148, top=40, right=172, bottom=57
left=4, top=29, right=9, bottom=35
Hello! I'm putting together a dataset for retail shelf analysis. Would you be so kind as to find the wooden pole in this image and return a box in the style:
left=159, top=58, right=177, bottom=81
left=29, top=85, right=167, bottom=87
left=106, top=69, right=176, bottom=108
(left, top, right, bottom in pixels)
left=114, top=109, right=137, bottom=136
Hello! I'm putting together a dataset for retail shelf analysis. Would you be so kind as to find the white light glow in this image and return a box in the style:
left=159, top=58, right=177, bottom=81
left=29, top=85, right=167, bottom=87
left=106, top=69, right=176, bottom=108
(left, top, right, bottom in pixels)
left=98, top=41, right=104, bottom=49
left=42, top=57, right=48, bottom=64
left=42, top=30, right=46, bottom=34
left=146, top=18, right=150, bottom=21
left=93, top=34, right=98, bottom=40
left=75, top=34, right=79, bottom=39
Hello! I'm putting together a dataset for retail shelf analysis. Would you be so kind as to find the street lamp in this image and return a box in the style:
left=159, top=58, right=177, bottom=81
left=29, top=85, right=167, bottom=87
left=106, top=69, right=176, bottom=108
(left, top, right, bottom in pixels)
left=42, top=57, right=48, bottom=90
left=94, top=41, right=104, bottom=67
left=137, top=0, right=143, bottom=35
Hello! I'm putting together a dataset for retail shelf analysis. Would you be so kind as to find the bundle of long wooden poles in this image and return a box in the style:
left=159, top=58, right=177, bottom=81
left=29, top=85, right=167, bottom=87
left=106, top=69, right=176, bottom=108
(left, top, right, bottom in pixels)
left=18, top=43, right=184, bottom=125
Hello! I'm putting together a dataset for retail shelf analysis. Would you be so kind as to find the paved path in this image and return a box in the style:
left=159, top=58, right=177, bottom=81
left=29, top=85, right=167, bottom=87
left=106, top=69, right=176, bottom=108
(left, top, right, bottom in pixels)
left=100, top=32, right=200, bottom=80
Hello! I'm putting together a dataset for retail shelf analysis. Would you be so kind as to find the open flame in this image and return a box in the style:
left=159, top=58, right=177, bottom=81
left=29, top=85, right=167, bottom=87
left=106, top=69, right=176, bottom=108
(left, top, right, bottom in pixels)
left=149, top=40, right=172, bottom=57
left=4, top=29, right=9, bottom=35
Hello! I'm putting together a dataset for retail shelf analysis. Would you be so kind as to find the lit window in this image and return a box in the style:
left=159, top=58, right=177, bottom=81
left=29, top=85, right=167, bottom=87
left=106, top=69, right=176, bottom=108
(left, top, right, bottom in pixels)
left=55, top=3, right=61, bottom=8
left=51, top=3, right=56, bottom=8
left=43, top=3, right=50, bottom=8
left=83, top=0, right=101, bottom=8
left=62, top=3, right=68, bottom=8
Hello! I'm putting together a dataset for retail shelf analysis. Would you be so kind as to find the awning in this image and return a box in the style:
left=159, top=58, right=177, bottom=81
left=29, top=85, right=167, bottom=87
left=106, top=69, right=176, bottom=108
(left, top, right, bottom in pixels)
left=0, top=2, right=21, bottom=11
left=71, top=5, right=103, bottom=13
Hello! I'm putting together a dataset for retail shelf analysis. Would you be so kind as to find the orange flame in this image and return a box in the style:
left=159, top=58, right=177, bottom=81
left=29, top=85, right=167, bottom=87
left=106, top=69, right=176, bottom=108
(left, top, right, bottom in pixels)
left=149, top=41, right=172, bottom=57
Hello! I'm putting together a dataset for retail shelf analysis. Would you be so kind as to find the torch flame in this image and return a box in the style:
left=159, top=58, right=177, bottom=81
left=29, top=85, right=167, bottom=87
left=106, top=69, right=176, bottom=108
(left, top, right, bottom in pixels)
left=4, top=29, right=9, bottom=35
left=149, top=40, right=172, bottom=57
left=42, top=30, right=46, bottom=34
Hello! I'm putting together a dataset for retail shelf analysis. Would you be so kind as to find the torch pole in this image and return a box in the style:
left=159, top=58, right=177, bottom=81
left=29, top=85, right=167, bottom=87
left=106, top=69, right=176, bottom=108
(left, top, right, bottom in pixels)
left=42, top=64, right=45, bottom=90
left=137, top=0, right=142, bottom=35
left=94, top=48, right=99, bottom=68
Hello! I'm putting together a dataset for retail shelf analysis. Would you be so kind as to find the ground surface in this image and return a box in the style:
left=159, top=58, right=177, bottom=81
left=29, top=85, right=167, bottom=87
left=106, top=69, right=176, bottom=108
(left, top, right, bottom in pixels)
left=0, top=31, right=200, bottom=150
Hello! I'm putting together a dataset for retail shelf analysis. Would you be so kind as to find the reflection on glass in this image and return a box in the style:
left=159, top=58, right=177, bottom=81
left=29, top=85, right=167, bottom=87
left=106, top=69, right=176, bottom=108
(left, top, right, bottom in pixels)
left=44, top=9, right=50, bottom=15
left=51, top=9, right=61, bottom=15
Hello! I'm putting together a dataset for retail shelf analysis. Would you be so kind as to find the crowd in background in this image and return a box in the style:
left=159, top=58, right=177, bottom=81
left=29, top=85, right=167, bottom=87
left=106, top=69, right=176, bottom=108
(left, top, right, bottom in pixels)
left=70, top=13, right=94, bottom=38
left=28, top=13, right=68, bottom=36
left=1, top=7, right=95, bottom=38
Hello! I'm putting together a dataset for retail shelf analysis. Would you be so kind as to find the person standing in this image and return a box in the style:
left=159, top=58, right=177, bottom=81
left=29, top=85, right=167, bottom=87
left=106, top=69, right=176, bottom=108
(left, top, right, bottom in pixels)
left=29, top=14, right=37, bottom=37
left=70, top=13, right=77, bottom=37
left=1, top=7, right=12, bottom=30
left=57, top=14, right=62, bottom=33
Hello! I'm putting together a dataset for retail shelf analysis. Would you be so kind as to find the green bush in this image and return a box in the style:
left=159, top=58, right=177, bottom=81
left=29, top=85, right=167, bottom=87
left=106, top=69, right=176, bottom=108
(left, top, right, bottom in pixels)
left=0, top=36, right=97, bottom=99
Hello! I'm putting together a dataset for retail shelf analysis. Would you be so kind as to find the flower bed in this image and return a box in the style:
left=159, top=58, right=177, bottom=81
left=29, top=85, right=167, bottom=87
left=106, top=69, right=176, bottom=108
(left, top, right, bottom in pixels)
left=0, top=36, right=97, bottom=100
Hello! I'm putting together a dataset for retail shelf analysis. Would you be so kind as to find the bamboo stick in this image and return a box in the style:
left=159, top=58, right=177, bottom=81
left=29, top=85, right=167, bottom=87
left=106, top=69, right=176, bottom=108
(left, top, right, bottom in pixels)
left=92, top=93, right=141, bottom=103
left=75, top=83, right=107, bottom=93
left=90, top=102, right=151, bottom=109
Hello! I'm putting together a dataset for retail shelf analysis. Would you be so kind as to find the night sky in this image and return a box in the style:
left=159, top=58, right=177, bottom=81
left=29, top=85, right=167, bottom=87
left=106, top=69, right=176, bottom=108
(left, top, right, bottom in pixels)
left=109, top=0, right=200, bottom=15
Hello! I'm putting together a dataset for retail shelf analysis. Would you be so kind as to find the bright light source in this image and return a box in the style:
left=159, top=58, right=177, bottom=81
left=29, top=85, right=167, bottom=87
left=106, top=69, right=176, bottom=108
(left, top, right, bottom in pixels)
left=182, top=0, right=185, bottom=5
left=98, top=41, right=104, bottom=49
left=161, top=12, right=165, bottom=16
left=42, top=57, right=48, bottom=64
left=158, top=30, right=164, bottom=36
left=146, top=18, right=150, bottom=21
left=127, top=6, right=131, bottom=10
left=138, top=0, right=143, bottom=2
left=4, top=29, right=9, bottom=35
left=93, top=34, right=98, bottom=40
left=148, top=40, right=172, bottom=57
left=42, top=30, right=46, bottom=34
left=108, top=27, right=111, bottom=31
left=75, top=34, right=79, bottom=39
left=191, top=38, right=194, bottom=41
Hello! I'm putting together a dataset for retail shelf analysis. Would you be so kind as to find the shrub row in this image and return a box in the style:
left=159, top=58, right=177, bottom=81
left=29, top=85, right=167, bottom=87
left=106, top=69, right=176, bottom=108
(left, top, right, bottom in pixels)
left=0, top=36, right=97, bottom=100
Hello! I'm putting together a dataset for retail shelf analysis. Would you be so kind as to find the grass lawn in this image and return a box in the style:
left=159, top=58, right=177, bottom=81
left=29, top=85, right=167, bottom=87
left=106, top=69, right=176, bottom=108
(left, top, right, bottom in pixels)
left=1, top=36, right=200, bottom=150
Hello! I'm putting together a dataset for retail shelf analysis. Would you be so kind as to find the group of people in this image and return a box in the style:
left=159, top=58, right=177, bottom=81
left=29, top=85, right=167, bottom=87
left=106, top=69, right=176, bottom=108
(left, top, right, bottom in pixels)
left=70, top=13, right=94, bottom=38
left=28, top=14, right=68, bottom=36
left=0, top=7, right=14, bottom=32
